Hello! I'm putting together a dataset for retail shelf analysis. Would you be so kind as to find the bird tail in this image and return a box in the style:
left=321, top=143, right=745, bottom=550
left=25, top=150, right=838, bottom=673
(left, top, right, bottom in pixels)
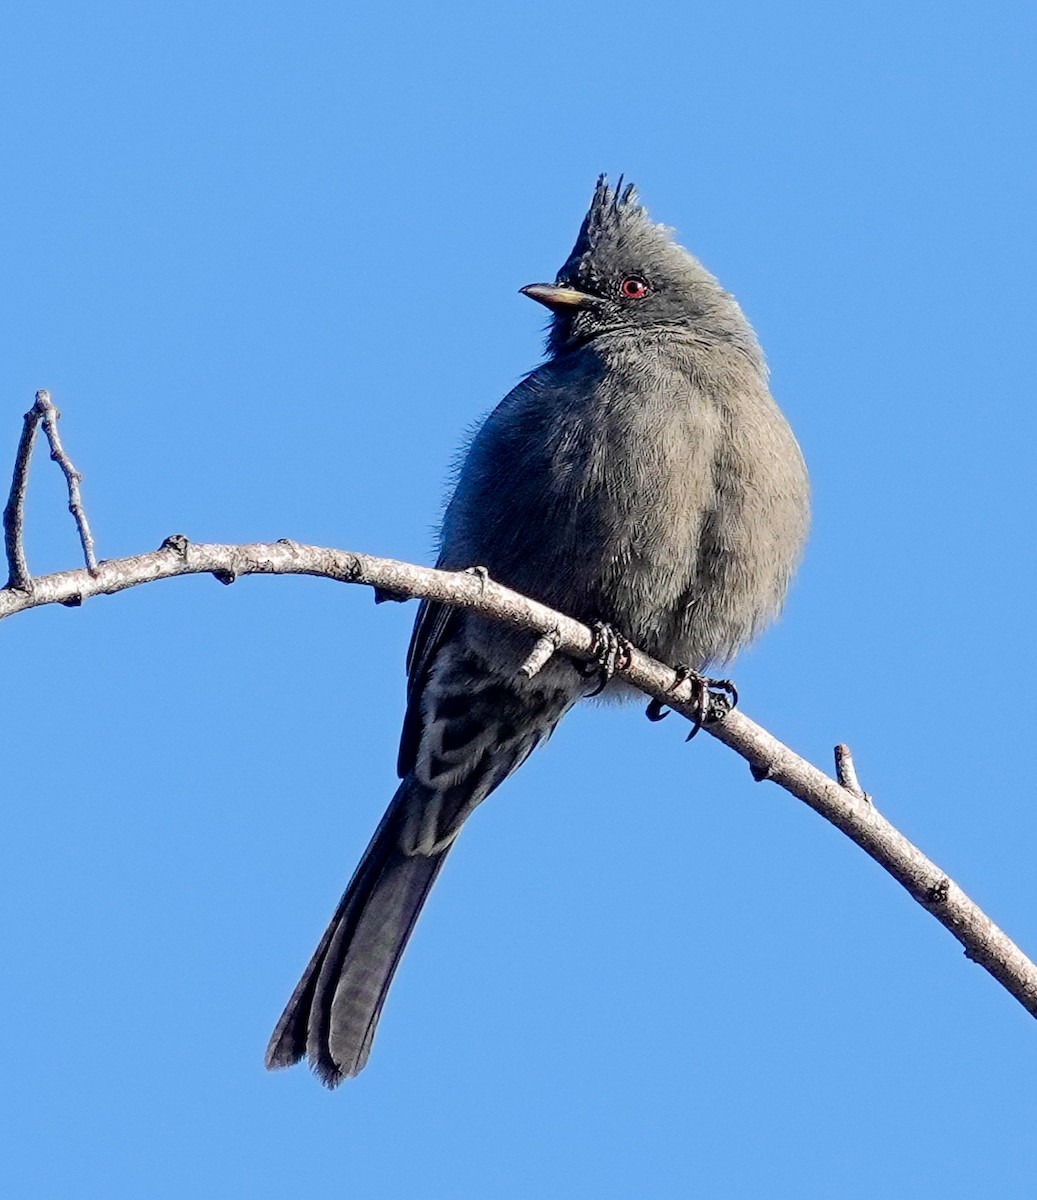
left=264, top=778, right=451, bottom=1087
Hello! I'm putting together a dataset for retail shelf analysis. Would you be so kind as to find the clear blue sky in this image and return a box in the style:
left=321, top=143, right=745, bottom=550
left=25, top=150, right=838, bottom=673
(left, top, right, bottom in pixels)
left=3, top=2, right=1036, bottom=1196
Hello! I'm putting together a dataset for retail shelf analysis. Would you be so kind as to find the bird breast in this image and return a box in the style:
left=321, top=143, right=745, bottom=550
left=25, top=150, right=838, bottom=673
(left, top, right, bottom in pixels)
left=440, top=331, right=809, bottom=671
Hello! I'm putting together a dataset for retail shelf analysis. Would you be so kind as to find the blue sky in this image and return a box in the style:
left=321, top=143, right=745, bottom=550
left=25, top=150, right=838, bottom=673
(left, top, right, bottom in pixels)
left=2, top=2, right=1036, bottom=1196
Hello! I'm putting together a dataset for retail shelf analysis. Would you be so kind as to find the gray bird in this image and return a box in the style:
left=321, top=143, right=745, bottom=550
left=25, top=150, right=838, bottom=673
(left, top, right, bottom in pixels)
left=265, top=177, right=809, bottom=1086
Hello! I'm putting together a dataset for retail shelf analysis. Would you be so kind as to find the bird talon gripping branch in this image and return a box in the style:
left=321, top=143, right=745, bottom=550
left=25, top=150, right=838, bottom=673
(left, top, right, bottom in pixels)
left=580, top=619, right=633, bottom=697
left=645, top=663, right=694, bottom=722
left=645, top=666, right=738, bottom=737
left=684, top=674, right=741, bottom=740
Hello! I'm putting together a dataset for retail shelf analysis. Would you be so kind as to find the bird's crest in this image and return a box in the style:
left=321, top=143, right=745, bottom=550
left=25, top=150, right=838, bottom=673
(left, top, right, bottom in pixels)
left=568, top=174, right=646, bottom=260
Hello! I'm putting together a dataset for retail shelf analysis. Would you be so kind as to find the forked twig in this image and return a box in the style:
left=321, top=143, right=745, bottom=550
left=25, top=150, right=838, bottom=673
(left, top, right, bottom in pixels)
left=2, top=391, right=99, bottom=590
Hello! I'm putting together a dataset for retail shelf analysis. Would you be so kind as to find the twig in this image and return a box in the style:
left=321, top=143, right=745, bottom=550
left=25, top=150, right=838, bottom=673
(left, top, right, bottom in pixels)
left=518, top=628, right=560, bottom=678
left=2, top=391, right=99, bottom=589
left=835, top=743, right=869, bottom=803
left=34, top=391, right=98, bottom=574
left=1, top=534, right=1036, bottom=1029
left=3, top=401, right=42, bottom=590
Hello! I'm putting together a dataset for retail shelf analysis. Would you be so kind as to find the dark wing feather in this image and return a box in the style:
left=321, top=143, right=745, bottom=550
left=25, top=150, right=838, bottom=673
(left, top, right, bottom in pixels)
left=396, top=596, right=460, bottom=777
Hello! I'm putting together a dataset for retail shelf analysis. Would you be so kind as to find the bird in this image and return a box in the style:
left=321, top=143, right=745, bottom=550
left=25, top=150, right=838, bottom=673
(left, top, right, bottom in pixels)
left=265, top=176, right=810, bottom=1086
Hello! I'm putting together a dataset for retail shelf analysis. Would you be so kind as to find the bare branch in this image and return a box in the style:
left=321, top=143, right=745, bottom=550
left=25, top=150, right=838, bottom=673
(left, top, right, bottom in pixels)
left=2, top=532, right=1036, bottom=1027
left=3, top=400, right=41, bottom=590
left=34, top=391, right=98, bottom=574
left=3, top=403, right=1035, bottom=1037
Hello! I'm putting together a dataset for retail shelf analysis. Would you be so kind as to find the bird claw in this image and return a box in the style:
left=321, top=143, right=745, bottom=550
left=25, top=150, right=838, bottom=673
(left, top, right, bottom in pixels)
left=645, top=664, right=693, bottom=722
left=644, top=665, right=739, bottom=739
left=683, top=673, right=738, bottom=740
left=579, top=620, right=633, bottom=697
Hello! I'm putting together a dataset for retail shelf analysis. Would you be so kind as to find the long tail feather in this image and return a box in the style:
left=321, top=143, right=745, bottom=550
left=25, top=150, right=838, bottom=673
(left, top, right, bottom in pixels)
left=265, top=779, right=450, bottom=1086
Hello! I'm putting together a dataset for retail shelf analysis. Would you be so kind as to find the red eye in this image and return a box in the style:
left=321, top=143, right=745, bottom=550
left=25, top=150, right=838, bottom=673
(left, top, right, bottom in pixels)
left=621, top=276, right=649, bottom=299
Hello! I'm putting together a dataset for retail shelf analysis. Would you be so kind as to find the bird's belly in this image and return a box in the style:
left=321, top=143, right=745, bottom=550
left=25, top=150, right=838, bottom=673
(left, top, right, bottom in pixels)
left=551, top=487, right=705, bottom=660
left=581, top=476, right=801, bottom=671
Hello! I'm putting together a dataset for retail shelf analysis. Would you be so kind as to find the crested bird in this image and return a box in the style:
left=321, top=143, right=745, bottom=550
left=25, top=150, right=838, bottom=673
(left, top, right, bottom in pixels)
left=265, top=177, right=810, bottom=1086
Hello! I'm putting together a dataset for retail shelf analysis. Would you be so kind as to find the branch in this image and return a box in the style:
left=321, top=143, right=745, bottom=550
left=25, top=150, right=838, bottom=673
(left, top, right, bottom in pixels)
left=2, top=533, right=1036, bottom=1025
left=5, top=396, right=1036, bottom=1033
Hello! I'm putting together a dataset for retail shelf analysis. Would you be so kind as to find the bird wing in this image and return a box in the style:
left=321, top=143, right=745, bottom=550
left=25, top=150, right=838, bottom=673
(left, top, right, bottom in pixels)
left=396, top=594, right=460, bottom=777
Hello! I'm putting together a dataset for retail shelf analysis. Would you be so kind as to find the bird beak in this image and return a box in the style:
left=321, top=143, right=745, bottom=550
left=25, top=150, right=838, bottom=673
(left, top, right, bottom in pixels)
left=520, top=283, right=599, bottom=311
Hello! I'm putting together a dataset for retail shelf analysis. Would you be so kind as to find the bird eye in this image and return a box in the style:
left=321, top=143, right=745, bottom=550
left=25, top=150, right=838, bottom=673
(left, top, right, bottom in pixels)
left=620, top=277, right=649, bottom=300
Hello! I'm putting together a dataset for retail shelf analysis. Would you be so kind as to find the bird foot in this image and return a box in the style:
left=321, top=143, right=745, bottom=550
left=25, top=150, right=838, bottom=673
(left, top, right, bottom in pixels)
left=578, top=620, right=633, bottom=697
left=645, top=666, right=738, bottom=740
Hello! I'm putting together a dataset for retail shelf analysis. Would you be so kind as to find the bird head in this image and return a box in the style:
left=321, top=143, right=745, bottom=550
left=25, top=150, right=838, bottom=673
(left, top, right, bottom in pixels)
left=522, top=176, right=745, bottom=356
